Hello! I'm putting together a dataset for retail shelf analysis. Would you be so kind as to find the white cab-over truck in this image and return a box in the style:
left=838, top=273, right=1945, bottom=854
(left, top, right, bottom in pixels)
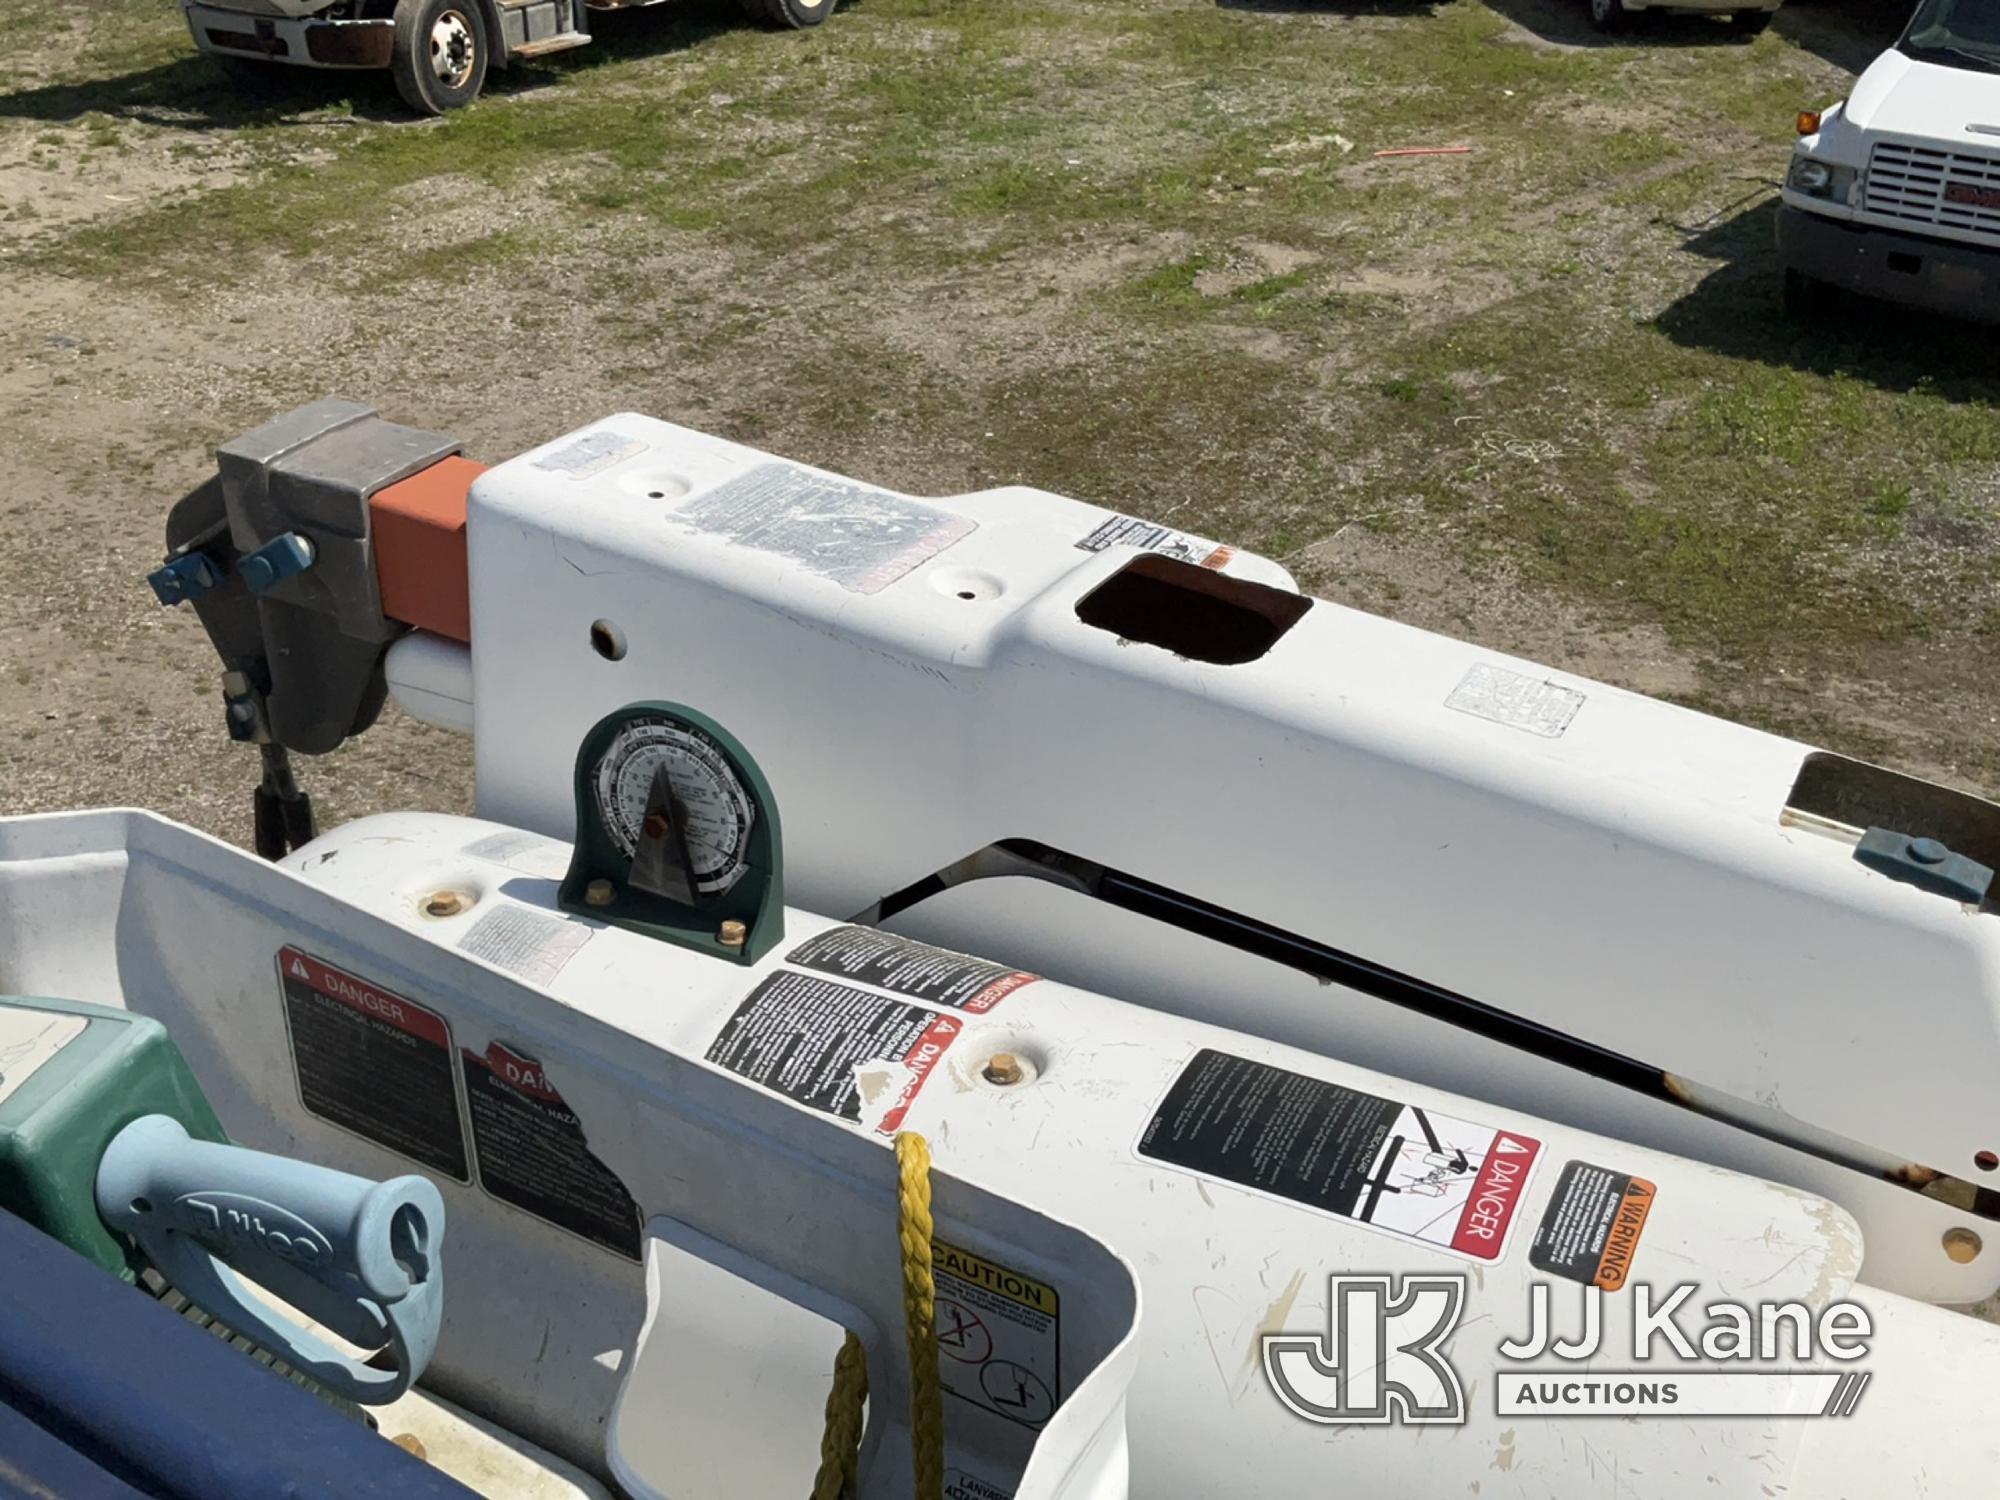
left=1780, top=0, right=2000, bottom=321
left=184, top=0, right=832, bottom=114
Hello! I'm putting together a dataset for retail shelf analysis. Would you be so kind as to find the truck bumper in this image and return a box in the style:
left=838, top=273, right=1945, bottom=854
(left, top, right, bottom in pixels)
left=183, top=4, right=395, bottom=69
left=1776, top=203, right=2000, bottom=324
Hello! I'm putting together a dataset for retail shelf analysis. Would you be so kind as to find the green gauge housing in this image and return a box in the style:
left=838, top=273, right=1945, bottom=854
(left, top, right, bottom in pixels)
left=558, top=702, right=784, bottom=964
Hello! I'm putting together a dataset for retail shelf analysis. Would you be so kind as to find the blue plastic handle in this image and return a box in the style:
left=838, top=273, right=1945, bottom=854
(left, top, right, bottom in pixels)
left=95, top=1115, right=445, bottom=1404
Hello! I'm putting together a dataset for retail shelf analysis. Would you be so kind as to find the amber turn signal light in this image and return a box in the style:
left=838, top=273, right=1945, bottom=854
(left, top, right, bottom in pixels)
left=1798, top=110, right=1822, bottom=136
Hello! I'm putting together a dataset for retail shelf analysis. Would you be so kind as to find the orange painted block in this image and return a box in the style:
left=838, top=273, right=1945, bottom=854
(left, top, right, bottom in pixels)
left=370, top=455, right=486, bottom=644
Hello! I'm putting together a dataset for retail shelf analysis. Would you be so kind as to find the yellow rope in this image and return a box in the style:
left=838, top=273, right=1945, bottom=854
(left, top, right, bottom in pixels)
left=811, top=1331, right=869, bottom=1500
left=809, top=1129, right=943, bottom=1500
left=896, top=1131, right=945, bottom=1499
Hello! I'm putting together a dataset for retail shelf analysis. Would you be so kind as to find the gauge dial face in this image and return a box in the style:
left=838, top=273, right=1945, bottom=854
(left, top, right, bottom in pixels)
left=592, top=715, right=755, bottom=897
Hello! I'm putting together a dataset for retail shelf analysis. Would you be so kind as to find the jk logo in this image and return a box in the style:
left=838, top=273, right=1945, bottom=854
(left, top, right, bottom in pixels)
left=1263, top=1274, right=1468, bottom=1425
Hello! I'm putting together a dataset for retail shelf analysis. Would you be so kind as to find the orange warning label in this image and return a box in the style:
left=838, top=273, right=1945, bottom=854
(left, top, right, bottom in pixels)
left=1592, top=1177, right=1656, bottom=1292
left=1529, top=1160, right=1656, bottom=1292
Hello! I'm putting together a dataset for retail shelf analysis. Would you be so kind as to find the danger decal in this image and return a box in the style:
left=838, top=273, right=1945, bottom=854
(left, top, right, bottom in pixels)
left=786, top=926, right=1037, bottom=1014
left=705, top=972, right=962, bottom=1135
left=1530, top=1160, right=1656, bottom=1292
left=277, top=948, right=468, bottom=1181
left=461, top=1041, right=642, bottom=1261
left=1137, top=1049, right=1540, bottom=1262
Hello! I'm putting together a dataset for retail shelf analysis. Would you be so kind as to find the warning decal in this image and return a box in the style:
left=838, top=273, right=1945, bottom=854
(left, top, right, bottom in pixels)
left=1530, top=1161, right=1656, bottom=1293
left=1076, top=515, right=1233, bottom=571
left=786, top=926, right=1037, bottom=1014
left=278, top=948, right=468, bottom=1181
left=461, top=1042, right=642, bottom=1261
left=934, top=1242, right=1060, bottom=1431
left=1137, top=1049, right=1541, bottom=1262
left=705, top=972, right=962, bottom=1135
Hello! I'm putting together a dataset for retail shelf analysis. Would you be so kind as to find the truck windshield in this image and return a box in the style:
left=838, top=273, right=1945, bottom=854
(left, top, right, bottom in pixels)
left=1901, top=0, right=2000, bottom=71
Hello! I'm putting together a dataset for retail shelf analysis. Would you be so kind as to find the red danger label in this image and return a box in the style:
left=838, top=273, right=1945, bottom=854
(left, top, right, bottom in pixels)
left=281, top=948, right=450, bottom=1046
left=876, top=1014, right=963, bottom=1135
left=277, top=947, right=467, bottom=1181
left=1449, top=1130, right=1542, bottom=1259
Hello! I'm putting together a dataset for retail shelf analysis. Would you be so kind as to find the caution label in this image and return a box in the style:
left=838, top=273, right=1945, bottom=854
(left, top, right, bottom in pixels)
left=277, top=948, right=468, bottom=1181
left=461, top=1041, right=642, bottom=1261
left=1530, top=1161, right=1656, bottom=1292
left=934, top=1242, right=1061, bottom=1431
left=1137, top=1049, right=1540, bottom=1262
left=705, top=972, right=962, bottom=1135
left=786, top=926, right=1037, bottom=1014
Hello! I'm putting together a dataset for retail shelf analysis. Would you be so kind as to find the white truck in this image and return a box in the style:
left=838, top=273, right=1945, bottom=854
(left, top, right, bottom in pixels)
left=181, top=0, right=833, bottom=115
left=1779, top=0, right=2000, bottom=320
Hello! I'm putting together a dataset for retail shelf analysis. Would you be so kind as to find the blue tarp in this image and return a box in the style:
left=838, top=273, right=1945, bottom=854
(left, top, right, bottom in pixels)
left=0, top=1209, right=484, bottom=1500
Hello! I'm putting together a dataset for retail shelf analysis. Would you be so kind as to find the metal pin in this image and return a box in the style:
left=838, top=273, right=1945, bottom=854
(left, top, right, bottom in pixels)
left=718, top=919, right=748, bottom=948
left=585, top=879, right=616, bottom=907
left=983, top=1053, right=1025, bottom=1086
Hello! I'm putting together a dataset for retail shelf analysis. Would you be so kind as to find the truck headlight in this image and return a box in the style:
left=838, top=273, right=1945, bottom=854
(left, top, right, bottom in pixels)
left=1786, top=156, right=1856, bottom=201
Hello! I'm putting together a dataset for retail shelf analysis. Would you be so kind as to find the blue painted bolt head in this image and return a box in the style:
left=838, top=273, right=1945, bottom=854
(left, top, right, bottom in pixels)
left=1909, top=837, right=1949, bottom=865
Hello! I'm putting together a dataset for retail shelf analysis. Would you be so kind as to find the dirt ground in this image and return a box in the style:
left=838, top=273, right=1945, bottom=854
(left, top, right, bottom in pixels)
left=1, top=0, right=1996, bottom=849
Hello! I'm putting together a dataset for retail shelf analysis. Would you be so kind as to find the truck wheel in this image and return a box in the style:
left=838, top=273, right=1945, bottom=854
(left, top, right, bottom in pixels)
left=743, top=0, right=834, bottom=30
left=392, top=0, right=488, bottom=115
left=1586, top=0, right=1629, bottom=31
left=1728, top=7, right=1773, bottom=33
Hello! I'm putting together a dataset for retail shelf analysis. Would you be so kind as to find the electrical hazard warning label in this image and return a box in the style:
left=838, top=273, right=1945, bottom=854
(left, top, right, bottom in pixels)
left=786, top=926, right=1037, bottom=1014
left=277, top=948, right=468, bottom=1181
left=1530, top=1161, right=1656, bottom=1292
left=934, top=1242, right=1061, bottom=1431
left=1137, top=1049, right=1541, bottom=1261
left=706, top=972, right=962, bottom=1135
left=461, top=1041, right=642, bottom=1261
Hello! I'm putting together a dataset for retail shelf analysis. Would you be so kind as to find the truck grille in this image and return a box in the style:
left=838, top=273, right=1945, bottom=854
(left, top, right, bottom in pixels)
left=1864, top=141, right=2000, bottom=236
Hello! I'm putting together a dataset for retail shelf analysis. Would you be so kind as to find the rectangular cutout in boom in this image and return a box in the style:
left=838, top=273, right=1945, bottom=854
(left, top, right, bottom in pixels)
left=1074, top=553, right=1310, bottom=665
left=1785, top=751, right=2000, bottom=875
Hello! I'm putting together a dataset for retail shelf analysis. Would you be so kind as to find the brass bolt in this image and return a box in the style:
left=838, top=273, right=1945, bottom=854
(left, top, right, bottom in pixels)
left=585, top=878, right=616, bottom=907
left=388, top=1433, right=428, bottom=1462
left=642, top=811, right=670, bottom=841
left=422, top=890, right=466, bottom=919
left=1944, top=1227, right=1983, bottom=1264
left=717, top=919, right=748, bottom=948
left=982, top=1052, right=1025, bottom=1087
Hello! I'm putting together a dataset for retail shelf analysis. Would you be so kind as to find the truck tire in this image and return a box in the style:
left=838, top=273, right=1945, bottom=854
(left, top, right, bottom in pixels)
left=392, top=0, right=489, bottom=115
left=1729, top=7, right=1773, bottom=32
left=742, top=0, right=834, bottom=29
left=1587, top=0, right=1629, bottom=31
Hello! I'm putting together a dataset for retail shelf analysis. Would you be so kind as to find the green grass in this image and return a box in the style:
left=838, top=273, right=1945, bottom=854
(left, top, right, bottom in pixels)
left=4, top=0, right=1997, bottom=788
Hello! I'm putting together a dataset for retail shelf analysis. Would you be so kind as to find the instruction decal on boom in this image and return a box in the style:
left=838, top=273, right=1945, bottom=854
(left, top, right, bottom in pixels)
left=1138, top=1049, right=1541, bottom=1261
left=706, top=972, right=963, bottom=1135
left=786, top=926, right=1037, bottom=1013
